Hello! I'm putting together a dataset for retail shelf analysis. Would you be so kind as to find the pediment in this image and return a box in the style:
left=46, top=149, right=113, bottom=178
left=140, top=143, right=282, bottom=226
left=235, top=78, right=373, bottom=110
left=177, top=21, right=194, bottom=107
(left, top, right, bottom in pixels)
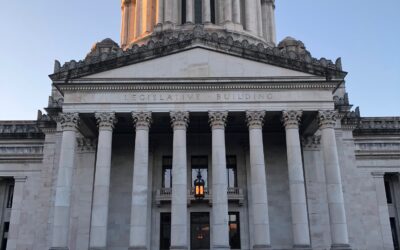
left=83, top=48, right=314, bottom=79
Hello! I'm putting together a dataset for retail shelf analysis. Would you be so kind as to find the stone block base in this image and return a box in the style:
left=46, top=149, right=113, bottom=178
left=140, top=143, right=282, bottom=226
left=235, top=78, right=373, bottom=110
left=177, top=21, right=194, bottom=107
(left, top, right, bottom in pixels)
left=128, top=247, right=147, bottom=250
left=253, top=244, right=272, bottom=250
left=212, top=245, right=230, bottom=250
left=293, top=245, right=312, bottom=250
left=331, top=244, right=352, bottom=250
left=49, top=248, right=69, bottom=250
left=89, top=248, right=106, bottom=250
left=170, top=246, right=188, bottom=250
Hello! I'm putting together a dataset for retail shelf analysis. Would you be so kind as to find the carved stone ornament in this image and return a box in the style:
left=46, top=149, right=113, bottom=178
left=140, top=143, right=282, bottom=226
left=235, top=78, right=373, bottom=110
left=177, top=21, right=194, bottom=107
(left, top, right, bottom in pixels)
left=95, top=112, right=117, bottom=130
left=132, top=112, right=152, bottom=130
left=209, top=111, right=228, bottom=129
left=122, top=0, right=132, bottom=6
left=282, top=110, right=302, bottom=129
left=318, top=110, right=337, bottom=129
left=246, top=111, right=266, bottom=129
left=77, top=137, right=97, bottom=153
left=170, top=111, right=189, bottom=130
left=59, top=113, right=80, bottom=130
left=301, top=135, right=321, bottom=150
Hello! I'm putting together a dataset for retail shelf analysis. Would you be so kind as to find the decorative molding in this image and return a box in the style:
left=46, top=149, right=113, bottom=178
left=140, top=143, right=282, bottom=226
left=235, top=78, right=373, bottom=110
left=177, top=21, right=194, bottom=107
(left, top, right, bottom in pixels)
left=318, top=110, right=337, bottom=129
left=170, top=111, right=189, bottom=130
left=95, top=112, right=117, bottom=130
left=208, top=111, right=228, bottom=129
left=246, top=111, right=266, bottom=129
left=14, top=176, right=27, bottom=183
left=50, top=25, right=346, bottom=82
left=301, top=135, right=321, bottom=150
left=132, top=111, right=152, bottom=130
left=59, top=113, right=80, bottom=131
left=282, top=110, right=302, bottom=129
left=77, top=138, right=97, bottom=153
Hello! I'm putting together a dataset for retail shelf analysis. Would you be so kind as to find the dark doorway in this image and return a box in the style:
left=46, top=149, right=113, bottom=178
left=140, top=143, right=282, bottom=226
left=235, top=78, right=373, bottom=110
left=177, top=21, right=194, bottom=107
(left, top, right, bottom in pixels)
left=160, top=213, right=171, bottom=250
left=191, top=212, right=210, bottom=249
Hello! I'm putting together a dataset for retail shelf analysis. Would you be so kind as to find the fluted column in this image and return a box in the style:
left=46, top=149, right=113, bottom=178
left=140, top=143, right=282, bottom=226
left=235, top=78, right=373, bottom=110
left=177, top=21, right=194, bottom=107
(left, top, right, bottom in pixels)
left=121, top=0, right=132, bottom=48
left=371, top=172, right=395, bottom=250
left=50, top=113, right=80, bottom=250
left=203, top=0, right=211, bottom=23
left=246, top=111, right=271, bottom=250
left=170, top=111, right=190, bottom=250
left=7, top=176, right=27, bottom=250
left=282, top=111, right=311, bottom=249
left=244, top=0, right=257, bottom=34
left=129, top=112, right=152, bottom=250
left=89, top=113, right=117, bottom=250
left=261, top=0, right=276, bottom=44
left=223, top=0, right=233, bottom=23
left=135, top=0, right=144, bottom=37
left=209, top=112, right=230, bottom=250
left=232, top=0, right=241, bottom=24
left=186, top=0, right=194, bottom=23
left=156, top=0, right=164, bottom=24
left=318, top=110, right=351, bottom=250
left=256, top=0, right=263, bottom=37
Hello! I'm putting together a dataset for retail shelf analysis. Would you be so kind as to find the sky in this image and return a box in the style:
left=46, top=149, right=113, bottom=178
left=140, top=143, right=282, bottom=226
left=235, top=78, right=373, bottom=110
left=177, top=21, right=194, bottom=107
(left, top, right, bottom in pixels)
left=0, top=0, right=399, bottom=120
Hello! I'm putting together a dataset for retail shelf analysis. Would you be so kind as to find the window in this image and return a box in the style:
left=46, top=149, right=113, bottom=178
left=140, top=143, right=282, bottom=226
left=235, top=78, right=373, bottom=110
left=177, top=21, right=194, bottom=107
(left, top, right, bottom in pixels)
left=210, top=0, right=216, bottom=24
left=192, top=156, right=208, bottom=187
left=1, top=222, right=9, bottom=250
left=385, top=180, right=393, bottom=204
left=6, top=185, right=14, bottom=208
left=181, top=0, right=187, bottom=24
left=160, top=213, right=171, bottom=250
left=162, top=156, right=172, bottom=188
left=194, top=0, right=202, bottom=24
left=229, top=212, right=241, bottom=249
left=391, top=218, right=399, bottom=250
left=191, top=212, right=210, bottom=249
left=227, top=156, right=238, bottom=188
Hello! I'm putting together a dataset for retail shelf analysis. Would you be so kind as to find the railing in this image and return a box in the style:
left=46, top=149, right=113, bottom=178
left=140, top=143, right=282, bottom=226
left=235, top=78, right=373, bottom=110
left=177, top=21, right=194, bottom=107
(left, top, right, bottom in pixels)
left=155, top=187, right=244, bottom=206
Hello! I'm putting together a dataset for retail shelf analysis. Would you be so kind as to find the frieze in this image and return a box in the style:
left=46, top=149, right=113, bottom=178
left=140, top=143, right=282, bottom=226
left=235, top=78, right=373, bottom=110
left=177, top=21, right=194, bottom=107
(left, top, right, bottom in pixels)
left=0, top=146, right=44, bottom=155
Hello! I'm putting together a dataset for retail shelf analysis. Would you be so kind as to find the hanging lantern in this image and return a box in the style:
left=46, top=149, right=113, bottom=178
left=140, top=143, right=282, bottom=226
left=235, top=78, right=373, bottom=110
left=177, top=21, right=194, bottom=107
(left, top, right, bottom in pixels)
left=194, top=169, right=205, bottom=200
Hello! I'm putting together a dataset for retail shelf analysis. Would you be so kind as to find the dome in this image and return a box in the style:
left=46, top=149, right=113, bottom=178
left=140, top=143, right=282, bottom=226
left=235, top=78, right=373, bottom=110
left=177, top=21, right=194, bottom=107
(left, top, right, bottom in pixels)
left=86, top=38, right=120, bottom=59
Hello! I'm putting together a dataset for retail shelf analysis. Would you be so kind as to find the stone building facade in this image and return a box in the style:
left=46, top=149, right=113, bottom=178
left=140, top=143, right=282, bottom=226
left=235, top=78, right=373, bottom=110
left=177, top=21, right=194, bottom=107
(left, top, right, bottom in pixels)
left=0, top=1, right=399, bottom=250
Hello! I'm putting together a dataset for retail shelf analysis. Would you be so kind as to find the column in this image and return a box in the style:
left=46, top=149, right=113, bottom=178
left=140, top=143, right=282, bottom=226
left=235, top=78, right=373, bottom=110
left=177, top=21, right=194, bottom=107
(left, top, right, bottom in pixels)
left=244, top=0, right=257, bottom=34
left=223, top=0, right=233, bottom=23
left=318, top=110, right=351, bottom=250
left=232, top=0, right=241, bottom=24
left=186, top=0, right=194, bottom=23
left=262, top=0, right=276, bottom=44
left=246, top=111, right=271, bottom=249
left=7, top=176, right=27, bottom=250
left=372, top=172, right=394, bottom=250
left=282, top=111, right=311, bottom=248
left=209, top=112, right=230, bottom=249
left=121, top=0, right=132, bottom=48
left=172, top=0, right=179, bottom=23
left=256, top=0, right=263, bottom=37
left=203, top=0, right=211, bottom=23
left=135, top=0, right=143, bottom=37
left=156, top=0, right=164, bottom=24
left=89, top=113, right=117, bottom=250
left=170, top=111, right=190, bottom=250
left=50, top=112, right=79, bottom=250
left=129, top=112, right=152, bottom=250
left=164, top=0, right=173, bottom=23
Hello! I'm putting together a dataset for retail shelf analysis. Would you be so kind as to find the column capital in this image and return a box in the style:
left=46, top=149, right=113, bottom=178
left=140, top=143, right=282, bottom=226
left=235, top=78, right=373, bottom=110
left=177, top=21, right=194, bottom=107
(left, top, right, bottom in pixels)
left=170, top=111, right=189, bottom=130
left=59, top=113, right=80, bottom=131
left=77, top=137, right=97, bottom=153
left=318, top=110, right=337, bottom=129
left=132, top=112, right=152, bottom=130
left=371, top=172, right=386, bottom=178
left=282, top=110, right=302, bottom=129
left=301, top=135, right=321, bottom=150
left=209, top=111, right=228, bottom=129
left=95, top=112, right=117, bottom=130
left=246, top=111, right=265, bottom=129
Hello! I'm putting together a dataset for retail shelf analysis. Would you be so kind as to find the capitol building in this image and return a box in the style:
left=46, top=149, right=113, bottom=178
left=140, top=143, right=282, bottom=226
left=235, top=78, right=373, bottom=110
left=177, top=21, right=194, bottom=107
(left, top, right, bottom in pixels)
left=0, top=1, right=399, bottom=249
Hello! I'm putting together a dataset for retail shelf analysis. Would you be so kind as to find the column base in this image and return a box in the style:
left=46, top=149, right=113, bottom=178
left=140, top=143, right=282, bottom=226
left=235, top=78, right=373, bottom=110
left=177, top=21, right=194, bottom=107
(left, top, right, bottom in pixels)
left=89, top=248, right=106, bottom=250
left=253, top=244, right=271, bottom=250
left=49, top=248, right=69, bottom=250
left=212, top=245, right=230, bottom=250
left=331, top=244, right=352, bottom=250
left=293, top=245, right=312, bottom=250
left=128, top=247, right=147, bottom=250
left=170, top=246, right=188, bottom=250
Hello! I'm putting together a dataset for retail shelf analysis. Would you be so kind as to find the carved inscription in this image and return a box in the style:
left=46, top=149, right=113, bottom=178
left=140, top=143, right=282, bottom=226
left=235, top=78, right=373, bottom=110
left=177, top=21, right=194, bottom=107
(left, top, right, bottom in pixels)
left=126, top=91, right=274, bottom=103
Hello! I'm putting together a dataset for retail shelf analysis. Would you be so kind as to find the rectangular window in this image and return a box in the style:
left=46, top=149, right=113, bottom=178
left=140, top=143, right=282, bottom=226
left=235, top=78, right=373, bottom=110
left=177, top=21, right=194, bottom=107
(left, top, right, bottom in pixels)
left=194, top=0, right=202, bottom=24
left=227, top=156, right=238, bottom=188
left=192, top=156, right=208, bottom=187
left=160, top=213, right=171, bottom=250
left=191, top=212, right=210, bottom=249
left=229, top=212, right=241, bottom=249
left=162, top=156, right=172, bottom=188
left=385, top=180, right=393, bottom=204
left=6, top=185, right=14, bottom=208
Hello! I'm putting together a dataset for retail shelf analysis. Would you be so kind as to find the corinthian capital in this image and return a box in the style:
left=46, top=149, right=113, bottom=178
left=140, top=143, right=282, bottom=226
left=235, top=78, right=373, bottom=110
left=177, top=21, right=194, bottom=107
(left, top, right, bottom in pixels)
left=59, top=113, right=79, bottom=131
left=246, top=111, right=266, bottom=129
left=95, top=112, right=117, bottom=130
left=318, top=110, right=337, bottom=129
left=132, top=112, right=152, bottom=130
left=282, top=110, right=302, bottom=129
left=170, top=111, right=189, bottom=130
left=209, top=111, right=228, bottom=129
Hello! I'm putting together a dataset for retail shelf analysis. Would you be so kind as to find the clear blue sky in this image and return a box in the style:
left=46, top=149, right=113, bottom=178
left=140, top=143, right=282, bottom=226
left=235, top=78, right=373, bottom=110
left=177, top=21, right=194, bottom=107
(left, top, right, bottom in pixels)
left=0, top=1, right=399, bottom=120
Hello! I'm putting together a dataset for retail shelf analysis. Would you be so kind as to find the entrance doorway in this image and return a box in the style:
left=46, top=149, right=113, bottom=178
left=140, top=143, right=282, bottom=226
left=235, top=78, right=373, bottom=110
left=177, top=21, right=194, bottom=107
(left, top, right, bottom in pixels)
left=190, top=212, right=210, bottom=250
